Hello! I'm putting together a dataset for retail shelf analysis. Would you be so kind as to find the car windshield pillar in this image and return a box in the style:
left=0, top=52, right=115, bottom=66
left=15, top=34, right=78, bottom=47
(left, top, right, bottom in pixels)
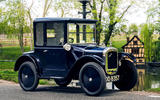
left=76, top=25, right=80, bottom=43
left=68, top=23, right=96, bottom=45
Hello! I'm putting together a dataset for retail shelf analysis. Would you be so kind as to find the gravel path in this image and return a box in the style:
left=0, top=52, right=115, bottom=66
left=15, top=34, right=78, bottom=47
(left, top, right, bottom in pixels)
left=0, top=80, right=160, bottom=100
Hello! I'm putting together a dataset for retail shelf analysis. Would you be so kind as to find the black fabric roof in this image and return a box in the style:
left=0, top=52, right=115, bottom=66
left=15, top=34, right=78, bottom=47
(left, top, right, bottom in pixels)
left=34, top=17, right=97, bottom=23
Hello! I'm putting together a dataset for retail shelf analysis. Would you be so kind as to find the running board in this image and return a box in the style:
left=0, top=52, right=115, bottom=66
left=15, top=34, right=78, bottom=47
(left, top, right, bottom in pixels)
left=40, top=76, right=64, bottom=80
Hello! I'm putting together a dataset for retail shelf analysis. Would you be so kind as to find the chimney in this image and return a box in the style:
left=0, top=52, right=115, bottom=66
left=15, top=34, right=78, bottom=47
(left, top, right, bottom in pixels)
left=127, top=37, right=130, bottom=42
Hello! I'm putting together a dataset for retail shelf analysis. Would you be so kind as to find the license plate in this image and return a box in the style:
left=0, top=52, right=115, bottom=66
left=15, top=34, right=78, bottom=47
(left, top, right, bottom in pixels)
left=106, top=75, right=120, bottom=82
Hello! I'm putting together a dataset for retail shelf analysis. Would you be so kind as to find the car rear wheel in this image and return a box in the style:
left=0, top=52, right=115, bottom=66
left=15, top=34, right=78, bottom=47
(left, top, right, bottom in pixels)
left=18, top=61, right=39, bottom=91
left=79, top=62, right=106, bottom=96
left=54, top=78, right=72, bottom=87
left=114, top=60, right=137, bottom=91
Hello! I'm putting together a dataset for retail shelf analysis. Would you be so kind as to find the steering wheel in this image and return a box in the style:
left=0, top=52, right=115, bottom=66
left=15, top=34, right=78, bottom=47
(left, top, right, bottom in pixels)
left=69, top=38, right=74, bottom=43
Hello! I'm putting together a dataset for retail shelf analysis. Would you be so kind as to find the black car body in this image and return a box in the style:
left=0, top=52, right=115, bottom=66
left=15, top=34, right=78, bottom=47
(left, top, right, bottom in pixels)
left=14, top=18, right=137, bottom=96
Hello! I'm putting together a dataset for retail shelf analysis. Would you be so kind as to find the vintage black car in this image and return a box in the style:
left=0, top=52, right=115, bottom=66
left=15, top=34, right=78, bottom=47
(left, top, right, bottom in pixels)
left=14, top=18, right=137, bottom=96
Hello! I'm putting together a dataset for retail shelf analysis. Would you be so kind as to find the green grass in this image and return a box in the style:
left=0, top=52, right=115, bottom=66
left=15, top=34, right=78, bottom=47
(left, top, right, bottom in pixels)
left=146, top=88, right=160, bottom=92
left=0, top=46, right=30, bottom=60
left=0, top=70, right=18, bottom=83
left=0, top=69, right=56, bottom=85
left=0, top=62, right=15, bottom=69
left=112, top=40, right=127, bottom=52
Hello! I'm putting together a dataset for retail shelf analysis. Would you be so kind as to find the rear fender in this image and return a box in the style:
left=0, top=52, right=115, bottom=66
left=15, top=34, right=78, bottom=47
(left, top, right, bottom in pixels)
left=14, top=55, right=39, bottom=72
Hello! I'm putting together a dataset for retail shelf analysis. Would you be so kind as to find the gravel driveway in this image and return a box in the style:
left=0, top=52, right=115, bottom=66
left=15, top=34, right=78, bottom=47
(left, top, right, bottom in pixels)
left=0, top=80, right=160, bottom=100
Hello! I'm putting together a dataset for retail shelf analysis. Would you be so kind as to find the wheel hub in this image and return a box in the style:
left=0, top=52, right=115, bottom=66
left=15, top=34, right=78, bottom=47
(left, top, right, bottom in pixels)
left=24, top=75, right=28, bottom=78
left=89, top=78, right=92, bottom=82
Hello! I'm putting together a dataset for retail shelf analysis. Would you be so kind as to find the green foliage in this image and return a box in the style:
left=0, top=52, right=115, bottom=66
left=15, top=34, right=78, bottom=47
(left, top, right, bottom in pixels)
left=112, top=40, right=126, bottom=52
left=152, top=40, right=160, bottom=62
left=0, top=70, right=18, bottom=83
left=128, top=24, right=138, bottom=35
left=103, top=0, right=132, bottom=46
left=0, top=0, right=29, bottom=35
left=146, top=88, right=160, bottom=92
left=0, top=0, right=31, bottom=52
left=0, top=62, right=15, bottom=69
left=0, top=47, right=30, bottom=60
left=140, top=24, right=154, bottom=62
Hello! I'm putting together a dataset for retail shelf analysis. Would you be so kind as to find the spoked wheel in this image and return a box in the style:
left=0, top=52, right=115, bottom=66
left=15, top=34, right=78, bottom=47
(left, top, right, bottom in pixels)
left=79, top=62, right=106, bottom=96
left=54, top=78, right=72, bottom=87
left=18, top=61, right=39, bottom=91
left=114, top=60, right=137, bottom=91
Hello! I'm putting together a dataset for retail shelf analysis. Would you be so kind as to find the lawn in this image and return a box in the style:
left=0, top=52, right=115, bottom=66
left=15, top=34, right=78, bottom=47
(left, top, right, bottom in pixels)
left=112, top=40, right=127, bottom=52
left=146, top=88, right=160, bottom=93
left=0, top=46, right=30, bottom=60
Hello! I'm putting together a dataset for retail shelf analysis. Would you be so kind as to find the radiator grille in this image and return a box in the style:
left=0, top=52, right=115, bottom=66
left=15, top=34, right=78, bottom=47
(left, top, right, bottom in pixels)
left=107, top=51, right=118, bottom=69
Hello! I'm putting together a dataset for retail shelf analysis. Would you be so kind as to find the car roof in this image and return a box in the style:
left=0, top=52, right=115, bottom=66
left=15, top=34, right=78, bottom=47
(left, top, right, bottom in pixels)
left=34, top=17, right=97, bottom=23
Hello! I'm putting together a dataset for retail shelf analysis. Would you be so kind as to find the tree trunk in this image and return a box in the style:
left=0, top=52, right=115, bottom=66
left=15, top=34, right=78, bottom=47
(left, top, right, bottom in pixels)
left=18, top=26, right=24, bottom=53
left=96, top=21, right=102, bottom=45
left=28, top=11, right=33, bottom=50
left=104, top=22, right=116, bottom=46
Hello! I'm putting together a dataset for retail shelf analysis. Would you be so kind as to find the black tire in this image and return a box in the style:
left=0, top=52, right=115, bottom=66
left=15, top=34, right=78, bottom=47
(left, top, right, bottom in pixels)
left=18, top=61, right=39, bottom=91
left=79, top=62, right=106, bottom=96
left=54, top=78, right=72, bottom=87
left=114, top=60, right=137, bottom=91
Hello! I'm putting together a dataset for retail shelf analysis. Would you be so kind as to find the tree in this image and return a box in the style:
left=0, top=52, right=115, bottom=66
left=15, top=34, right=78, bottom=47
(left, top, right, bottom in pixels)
left=4, top=0, right=27, bottom=53
left=128, top=24, right=138, bottom=36
left=25, top=0, right=53, bottom=50
left=26, top=0, right=34, bottom=50
left=140, top=23, right=154, bottom=62
left=53, top=0, right=80, bottom=18
left=103, top=0, right=133, bottom=46
left=43, top=0, right=53, bottom=17
left=89, top=0, right=105, bottom=45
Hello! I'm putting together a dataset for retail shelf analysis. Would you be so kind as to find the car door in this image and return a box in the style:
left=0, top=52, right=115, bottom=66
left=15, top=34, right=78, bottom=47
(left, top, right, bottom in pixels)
left=42, top=22, right=68, bottom=77
left=42, top=47, right=68, bottom=77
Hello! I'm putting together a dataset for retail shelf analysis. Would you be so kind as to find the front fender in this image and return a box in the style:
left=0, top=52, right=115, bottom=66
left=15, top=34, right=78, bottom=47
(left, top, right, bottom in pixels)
left=66, top=55, right=105, bottom=79
left=118, top=52, right=136, bottom=63
left=76, top=55, right=105, bottom=66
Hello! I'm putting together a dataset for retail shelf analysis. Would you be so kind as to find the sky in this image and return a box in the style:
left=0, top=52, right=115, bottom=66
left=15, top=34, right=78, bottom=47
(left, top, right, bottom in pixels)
left=1, top=0, right=158, bottom=26
left=123, top=0, right=158, bottom=25
left=25, top=0, right=158, bottom=26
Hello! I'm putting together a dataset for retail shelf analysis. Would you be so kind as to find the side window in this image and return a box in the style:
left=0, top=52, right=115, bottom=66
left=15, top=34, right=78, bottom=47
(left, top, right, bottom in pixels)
left=46, top=23, right=64, bottom=46
left=36, top=23, right=44, bottom=46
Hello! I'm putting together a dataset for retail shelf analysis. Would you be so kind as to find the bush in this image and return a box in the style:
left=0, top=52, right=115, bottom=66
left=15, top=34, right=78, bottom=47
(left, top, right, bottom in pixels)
left=0, top=62, right=15, bottom=70
left=0, top=70, right=18, bottom=83
left=152, top=40, right=160, bottom=62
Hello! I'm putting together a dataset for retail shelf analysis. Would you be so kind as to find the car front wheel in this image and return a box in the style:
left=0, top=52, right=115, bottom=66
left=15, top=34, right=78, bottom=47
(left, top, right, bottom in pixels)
left=79, top=62, right=106, bottom=96
left=114, top=60, right=137, bottom=91
left=18, top=61, right=39, bottom=91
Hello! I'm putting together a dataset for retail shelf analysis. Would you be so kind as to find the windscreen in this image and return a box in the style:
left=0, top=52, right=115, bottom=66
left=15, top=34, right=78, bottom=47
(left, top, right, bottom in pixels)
left=68, top=23, right=96, bottom=44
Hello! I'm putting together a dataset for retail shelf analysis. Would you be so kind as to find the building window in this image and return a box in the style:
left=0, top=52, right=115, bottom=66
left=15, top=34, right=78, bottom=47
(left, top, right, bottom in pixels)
left=139, top=60, right=143, bottom=62
left=132, top=48, right=139, bottom=54
left=133, top=41, right=138, bottom=45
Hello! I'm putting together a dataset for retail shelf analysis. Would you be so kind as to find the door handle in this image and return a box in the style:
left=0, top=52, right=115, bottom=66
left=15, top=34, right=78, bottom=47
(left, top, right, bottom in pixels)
left=43, top=50, right=48, bottom=53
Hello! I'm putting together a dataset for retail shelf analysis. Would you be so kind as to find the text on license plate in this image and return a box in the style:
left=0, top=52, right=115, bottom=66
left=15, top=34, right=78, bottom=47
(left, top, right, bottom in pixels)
left=106, top=75, right=120, bottom=82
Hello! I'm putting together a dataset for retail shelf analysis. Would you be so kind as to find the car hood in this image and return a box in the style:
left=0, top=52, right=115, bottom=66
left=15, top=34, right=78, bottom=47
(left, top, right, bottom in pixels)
left=72, top=46, right=105, bottom=58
